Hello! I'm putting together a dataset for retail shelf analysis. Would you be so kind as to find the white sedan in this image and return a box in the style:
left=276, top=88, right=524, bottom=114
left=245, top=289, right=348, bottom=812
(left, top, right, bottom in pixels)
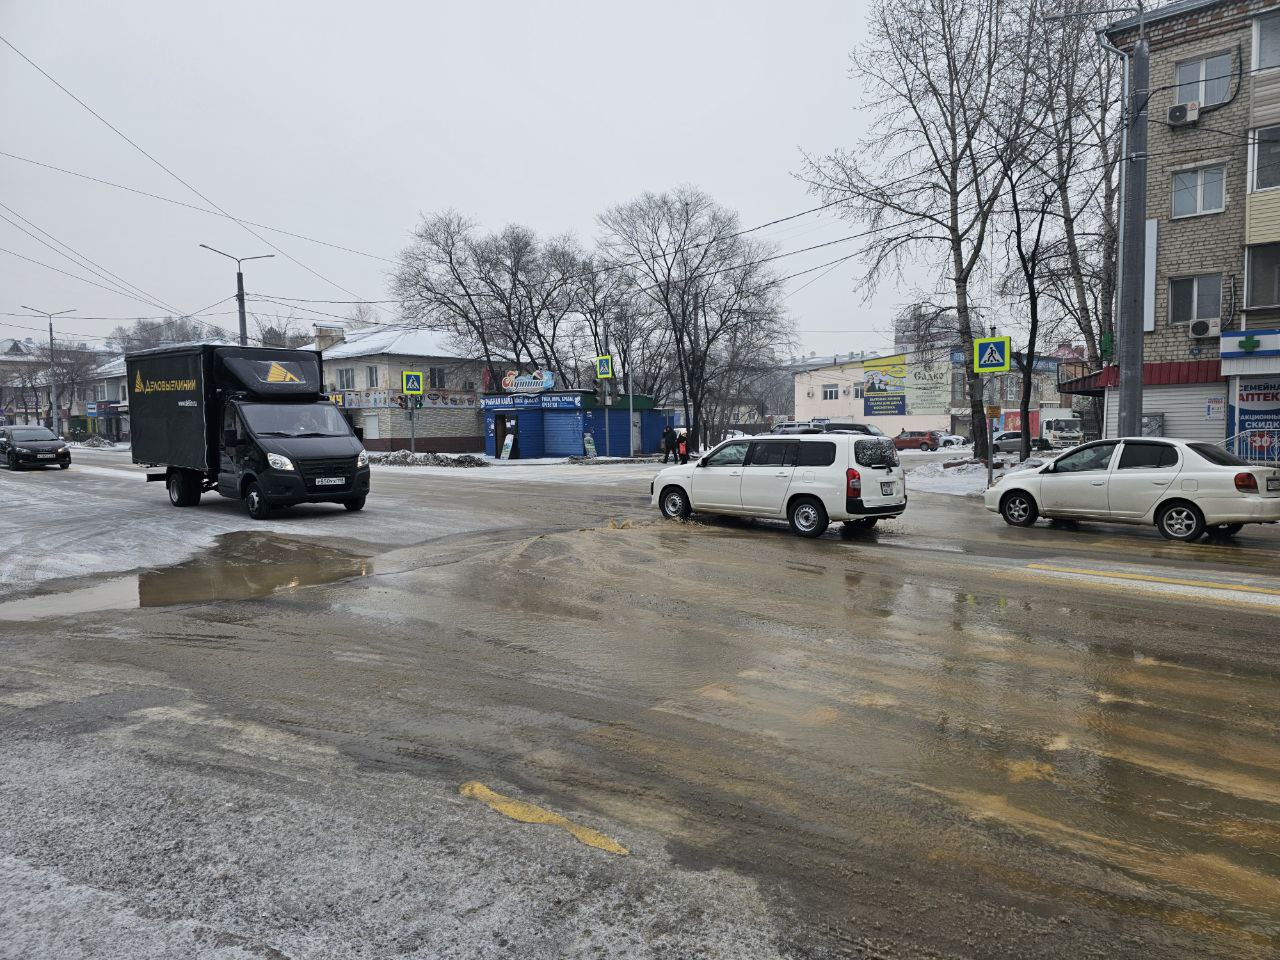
left=984, top=437, right=1280, bottom=542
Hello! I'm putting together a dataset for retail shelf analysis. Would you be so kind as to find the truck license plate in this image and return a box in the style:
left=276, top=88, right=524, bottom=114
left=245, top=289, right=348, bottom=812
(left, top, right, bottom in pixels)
left=315, top=477, right=344, bottom=486
left=880, top=482, right=895, bottom=495
left=1268, top=477, right=1280, bottom=492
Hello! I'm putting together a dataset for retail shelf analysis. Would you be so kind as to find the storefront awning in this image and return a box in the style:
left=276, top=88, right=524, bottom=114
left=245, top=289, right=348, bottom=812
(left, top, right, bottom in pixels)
left=1059, top=360, right=1222, bottom=396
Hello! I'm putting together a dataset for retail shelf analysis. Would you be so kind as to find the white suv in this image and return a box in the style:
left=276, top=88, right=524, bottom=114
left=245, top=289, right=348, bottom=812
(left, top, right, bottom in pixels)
left=651, top=434, right=907, bottom=538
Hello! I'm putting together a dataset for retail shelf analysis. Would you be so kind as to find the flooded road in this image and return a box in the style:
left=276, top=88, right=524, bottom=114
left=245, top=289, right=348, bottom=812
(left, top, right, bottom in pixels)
left=3, top=458, right=1280, bottom=958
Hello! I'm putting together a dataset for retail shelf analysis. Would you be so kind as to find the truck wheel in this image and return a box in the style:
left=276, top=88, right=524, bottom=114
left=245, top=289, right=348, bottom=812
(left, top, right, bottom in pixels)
left=788, top=496, right=829, bottom=538
left=245, top=481, right=271, bottom=520
left=343, top=495, right=366, bottom=512
left=167, top=470, right=201, bottom=507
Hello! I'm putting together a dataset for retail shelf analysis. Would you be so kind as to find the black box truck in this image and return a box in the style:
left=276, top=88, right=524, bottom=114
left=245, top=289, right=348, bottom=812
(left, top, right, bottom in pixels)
left=126, top=344, right=370, bottom=518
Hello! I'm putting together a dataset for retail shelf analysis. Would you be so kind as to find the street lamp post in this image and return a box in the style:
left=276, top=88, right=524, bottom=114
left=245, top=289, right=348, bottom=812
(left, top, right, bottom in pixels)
left=21, top=305, right=74, bottom=431
left=199, top=245, right=274, bottom=346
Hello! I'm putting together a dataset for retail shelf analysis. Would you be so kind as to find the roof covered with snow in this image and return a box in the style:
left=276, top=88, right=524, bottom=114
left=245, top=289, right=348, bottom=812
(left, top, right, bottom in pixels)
left=305, top=325, right=460, bottom=360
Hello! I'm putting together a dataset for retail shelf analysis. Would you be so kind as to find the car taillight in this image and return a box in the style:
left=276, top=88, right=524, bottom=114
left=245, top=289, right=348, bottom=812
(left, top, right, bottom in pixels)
left=1235, top=472, right=1259, bottom=493
left=847, top=467, right=861, bottom=497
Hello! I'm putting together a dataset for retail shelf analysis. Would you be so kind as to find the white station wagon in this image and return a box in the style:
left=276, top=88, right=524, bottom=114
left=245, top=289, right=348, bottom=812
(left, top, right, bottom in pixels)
left=985, top=437, right=1280, bottom=541
left=652, top=434, right=906, bottom=538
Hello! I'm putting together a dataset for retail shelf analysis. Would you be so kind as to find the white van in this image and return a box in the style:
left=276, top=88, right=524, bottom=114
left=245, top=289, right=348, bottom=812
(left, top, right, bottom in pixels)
left=651, top=434, right=907, bottom=537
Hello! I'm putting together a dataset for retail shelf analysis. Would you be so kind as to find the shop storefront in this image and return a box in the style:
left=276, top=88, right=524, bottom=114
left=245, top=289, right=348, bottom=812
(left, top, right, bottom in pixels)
left=1222, top=329, right=1280, bottom=461
left=481, top=391, right=665, bottom=458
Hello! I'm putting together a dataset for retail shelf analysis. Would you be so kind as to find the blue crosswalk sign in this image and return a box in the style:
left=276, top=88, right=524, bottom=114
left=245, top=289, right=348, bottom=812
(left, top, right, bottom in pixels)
left=973, top=336, right=1011, bottom=373
left=402, top=371, right=424, bottom=394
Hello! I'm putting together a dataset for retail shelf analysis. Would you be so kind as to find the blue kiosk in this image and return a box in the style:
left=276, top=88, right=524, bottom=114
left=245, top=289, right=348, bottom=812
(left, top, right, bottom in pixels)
left=481, top=390, right=666, bottom=458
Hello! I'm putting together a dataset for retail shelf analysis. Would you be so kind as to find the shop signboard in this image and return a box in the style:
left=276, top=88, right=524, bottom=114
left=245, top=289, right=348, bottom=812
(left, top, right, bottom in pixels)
left=502, top=369, right=555, bottom=393
left=481, top=393, right=583, bottom=410
left=863, top=354, right=907, bottom=416
left=1230, top=377, right=1280, bottom=458
left=905, top=362, right=949, bottom=415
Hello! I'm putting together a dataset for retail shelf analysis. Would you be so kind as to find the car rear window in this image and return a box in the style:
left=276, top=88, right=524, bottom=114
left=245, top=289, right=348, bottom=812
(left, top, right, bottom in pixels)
left=1188, top=442, right=1251, bottom=467
left=796, top=440, right=837, bottom=467
left=1118, top=442, right=1178, bottom=469
left=855, top=438, right=899, bottom=467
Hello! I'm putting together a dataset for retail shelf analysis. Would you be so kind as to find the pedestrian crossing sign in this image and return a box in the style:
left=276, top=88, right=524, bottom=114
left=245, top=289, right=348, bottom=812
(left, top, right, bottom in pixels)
left=595, top=355, right=614, bottom=379
left=402, top=371, right=424, bottom=394
left=973, top=336, right=1011, bottom=373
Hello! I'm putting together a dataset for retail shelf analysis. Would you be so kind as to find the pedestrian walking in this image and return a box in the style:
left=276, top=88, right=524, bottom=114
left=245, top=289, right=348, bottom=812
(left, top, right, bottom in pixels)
left=677, top=432, right=689, bottom=464
left=662, top=425, right=678, bottom=463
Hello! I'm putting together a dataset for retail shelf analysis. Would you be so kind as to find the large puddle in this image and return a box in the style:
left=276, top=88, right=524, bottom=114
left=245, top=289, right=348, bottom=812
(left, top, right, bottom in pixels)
left=0, top=532, right=371, bottom=620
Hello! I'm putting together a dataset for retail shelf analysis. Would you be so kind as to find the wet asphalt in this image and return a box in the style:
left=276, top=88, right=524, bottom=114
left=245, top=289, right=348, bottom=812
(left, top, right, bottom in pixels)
left=2, top=451, right=1280, bottom=958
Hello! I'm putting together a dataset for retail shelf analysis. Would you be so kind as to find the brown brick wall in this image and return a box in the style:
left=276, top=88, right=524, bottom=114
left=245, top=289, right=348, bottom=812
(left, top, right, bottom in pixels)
left=1120, top=4, right=1256, bottom=364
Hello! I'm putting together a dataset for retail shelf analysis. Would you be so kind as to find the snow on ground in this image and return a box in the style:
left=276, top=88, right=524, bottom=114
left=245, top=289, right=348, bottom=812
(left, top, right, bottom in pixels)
left=906, top=458, right=1043, bottom=497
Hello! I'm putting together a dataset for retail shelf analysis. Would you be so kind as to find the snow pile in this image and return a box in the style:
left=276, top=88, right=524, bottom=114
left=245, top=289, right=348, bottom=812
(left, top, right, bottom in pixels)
left=369, top=450, right=489, bottom=468
left=566, top=455, right=662, bottom=465
left=70, top=436, right=116, bottom=448
left=907, top=457, right=1045, bottom=497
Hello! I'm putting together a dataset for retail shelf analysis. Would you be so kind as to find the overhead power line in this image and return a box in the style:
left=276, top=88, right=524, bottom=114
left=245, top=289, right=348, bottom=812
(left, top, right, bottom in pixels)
left=0, top=31, right=386, bottom=313
left=0, top=150, right=399, bottom=264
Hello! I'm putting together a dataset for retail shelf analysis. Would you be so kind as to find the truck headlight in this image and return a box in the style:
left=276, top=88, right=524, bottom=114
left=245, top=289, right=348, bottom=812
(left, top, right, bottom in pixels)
left=357, top=449, right=369, bottom=468
left=267, top=453, right=294, bottom=471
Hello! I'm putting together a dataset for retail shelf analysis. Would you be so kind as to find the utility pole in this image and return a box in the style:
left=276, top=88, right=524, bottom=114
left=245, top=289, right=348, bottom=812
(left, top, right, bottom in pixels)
left=21, top=305, right=74, bottom=432
left=199, top=245, right=274, bottom=345
left=1115, top=27, right=1148, bottom=437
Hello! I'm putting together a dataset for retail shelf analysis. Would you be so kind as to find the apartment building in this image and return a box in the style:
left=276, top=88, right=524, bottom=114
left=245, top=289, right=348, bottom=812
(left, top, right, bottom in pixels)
left=1079, top=0, right=1280, bottom=447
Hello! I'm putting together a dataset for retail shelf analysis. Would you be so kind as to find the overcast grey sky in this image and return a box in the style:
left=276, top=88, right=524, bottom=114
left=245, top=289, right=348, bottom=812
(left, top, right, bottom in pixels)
left=1, top=0, right=919, bottom=359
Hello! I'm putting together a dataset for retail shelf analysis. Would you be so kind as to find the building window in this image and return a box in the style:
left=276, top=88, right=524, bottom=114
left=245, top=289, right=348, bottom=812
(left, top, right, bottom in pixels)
left=821, top=383, right=838, bottom=401
left=462, top=378, right=476, bottom=391
left=1253, top=126, right=1280, bottom=190
left=1172, top=165, right=1225, bottom=217
left=1169, top=274, right=1222, bottom=323
left=428, top=367, right=446, bottom=389
left=336, top=368, right=355, bottom=390
left=853, top=383, right=864, bottom=399
left=1174, top=53, right=1230, bottom=107
left=365, top=365, right=378, bottom=388
left=1248, top=244, right=1280, bottom=307
left=1259, top=12, right=1280, bottom=71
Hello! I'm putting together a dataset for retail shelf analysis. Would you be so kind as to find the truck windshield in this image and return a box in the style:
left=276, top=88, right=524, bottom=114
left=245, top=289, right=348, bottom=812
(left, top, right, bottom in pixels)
left=240, top=403, right=351, bottom=438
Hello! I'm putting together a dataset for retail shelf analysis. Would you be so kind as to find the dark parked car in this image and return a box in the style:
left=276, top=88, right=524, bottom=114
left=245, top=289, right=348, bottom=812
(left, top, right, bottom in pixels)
left=0, top=425, right=71, bottom=470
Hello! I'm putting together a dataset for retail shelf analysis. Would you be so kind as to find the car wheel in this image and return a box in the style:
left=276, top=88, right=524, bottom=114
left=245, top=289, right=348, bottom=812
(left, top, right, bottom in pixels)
left=659, top=485, right=691, bottom=520
left=58, top=463, right=69, bottom=470
left=6, top=451, right=17, bottom=471
left=1207, top=522, right=1244, bottom=538
left=245, top=480, right=271, bottom=520
left=343, top=495, right=366, bottom=512
left=1156, top=501, right=1205, bottom=542
left=920, top=443, right=933, bottom=452
left=788, top=496, right=829, bottom=538
left=1000, top=490, right=1038, bottom=527
left=844, top=517, right=878, bottom=529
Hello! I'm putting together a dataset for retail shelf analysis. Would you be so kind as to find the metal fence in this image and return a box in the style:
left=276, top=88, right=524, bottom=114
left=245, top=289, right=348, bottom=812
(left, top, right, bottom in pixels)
left=1224, top=429, right=1280, bottom=466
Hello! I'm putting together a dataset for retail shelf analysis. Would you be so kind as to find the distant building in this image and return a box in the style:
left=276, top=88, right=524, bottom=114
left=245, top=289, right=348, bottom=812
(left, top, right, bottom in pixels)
left=305, top=323, right=486, bottom=452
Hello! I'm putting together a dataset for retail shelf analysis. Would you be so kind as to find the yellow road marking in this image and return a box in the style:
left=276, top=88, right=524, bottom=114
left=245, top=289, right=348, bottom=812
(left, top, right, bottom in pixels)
left=459, top=781, right=629, bottom=855
left=1027, top=563, right=1280, bottom=597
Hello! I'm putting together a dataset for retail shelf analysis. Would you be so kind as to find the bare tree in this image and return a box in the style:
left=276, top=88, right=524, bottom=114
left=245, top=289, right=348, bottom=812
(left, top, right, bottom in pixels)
left=800, top=0, right=1030, bottom=460
left=252, top=313, right=311, bottom=348
left=106, top=316, right=229, bottom=353
left=598, top=186, right=793, bottom=448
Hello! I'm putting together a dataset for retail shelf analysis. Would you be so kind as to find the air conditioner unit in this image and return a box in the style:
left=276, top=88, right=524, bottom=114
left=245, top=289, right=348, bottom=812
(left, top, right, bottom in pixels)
left=1168, top=101, right=1200, bottom=126
left=1189, top=316, right=1221, bottom=338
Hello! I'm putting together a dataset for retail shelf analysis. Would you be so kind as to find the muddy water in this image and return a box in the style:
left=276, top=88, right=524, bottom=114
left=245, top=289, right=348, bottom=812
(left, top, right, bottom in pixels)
left=341, top=519, right=1280, bottom=957
left=0, top=532, right=370, bottom=620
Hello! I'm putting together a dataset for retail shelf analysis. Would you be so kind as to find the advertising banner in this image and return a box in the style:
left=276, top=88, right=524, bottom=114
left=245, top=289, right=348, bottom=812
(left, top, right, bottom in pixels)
left=863, top=355, right=907, bottom=416
left=905, top=362, right=949, bottom=415
left=1230, top=377, right=1280, bottom=458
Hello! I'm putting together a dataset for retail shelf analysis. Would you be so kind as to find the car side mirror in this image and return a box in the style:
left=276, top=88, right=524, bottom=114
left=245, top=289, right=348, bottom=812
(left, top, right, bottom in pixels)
left=696, top=457, right=707, bottom=467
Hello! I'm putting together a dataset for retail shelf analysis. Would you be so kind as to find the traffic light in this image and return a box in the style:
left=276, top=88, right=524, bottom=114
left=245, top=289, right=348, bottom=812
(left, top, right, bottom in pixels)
left=414, top=396, right=424, bottom=409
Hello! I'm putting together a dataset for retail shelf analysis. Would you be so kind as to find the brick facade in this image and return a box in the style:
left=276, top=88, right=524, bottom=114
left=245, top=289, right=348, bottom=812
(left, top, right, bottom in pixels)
left=1110, top=1, right=1280, bottom=365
